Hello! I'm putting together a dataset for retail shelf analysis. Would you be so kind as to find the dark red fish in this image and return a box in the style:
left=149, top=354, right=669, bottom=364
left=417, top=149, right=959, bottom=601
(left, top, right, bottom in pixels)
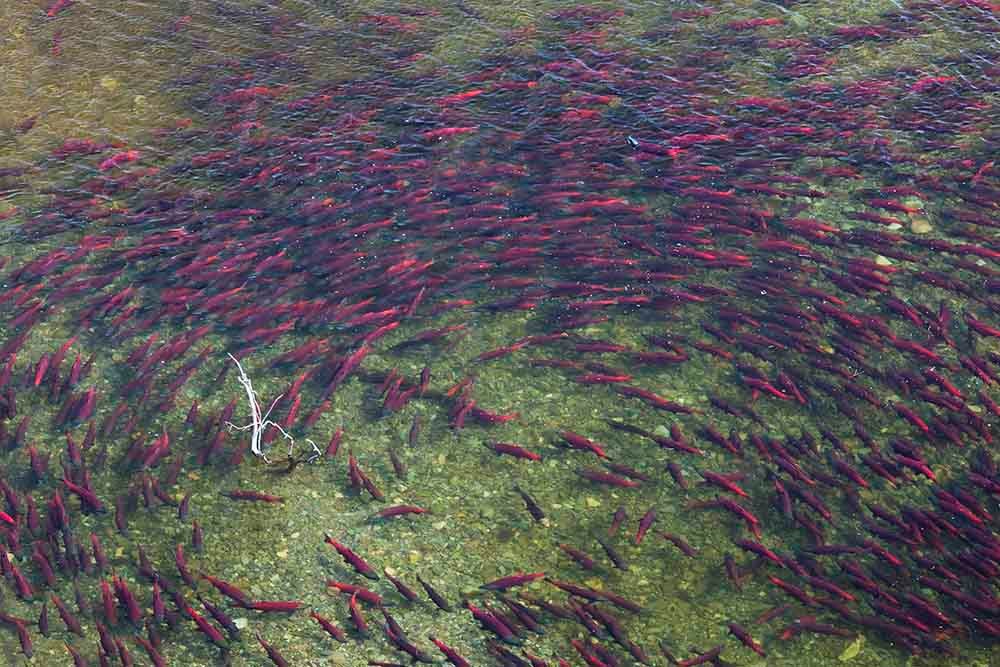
left=660, top=532, right=698, bottom=558
left=429, top=635, right=470, bottom=667
left=482, top=572, right=545, bottom=591
left=635, top=508, right=656, bottom=544
left=559, top=431, right=610, bottom=458
left=220, top=490, right=284, bottom=502
left=247, top=600, right=302, bottom=613
left=348, top=593, right=369, bottom=635
left=701, top=470, right=749, bottom=498
left=577, top=468, right=639, bottom=488
left=728, top=622, right=766, bottom=657
left=487, top=441, right=542, bottom=461
left=46, top=0, right=74, bottom=17
left=372, top=504, right=428, bottom=521
left=256, top=633, right=290, bottom=667
left=324, top=535, right=379, bottom=580
left=311, top=611, right=347, bottom=642
left=327, top=581, right=384, bottom=606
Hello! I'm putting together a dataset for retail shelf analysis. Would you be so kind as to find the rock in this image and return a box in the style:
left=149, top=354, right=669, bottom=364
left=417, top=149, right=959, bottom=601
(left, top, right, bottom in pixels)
left=910, top=216, right=933, bottom=234
left=839, top=634, right=864, bottom=661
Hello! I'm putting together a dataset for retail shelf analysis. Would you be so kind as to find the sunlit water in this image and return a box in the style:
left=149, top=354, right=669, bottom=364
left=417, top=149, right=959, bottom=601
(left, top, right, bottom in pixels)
left=1, top=1, right=999, bottom=666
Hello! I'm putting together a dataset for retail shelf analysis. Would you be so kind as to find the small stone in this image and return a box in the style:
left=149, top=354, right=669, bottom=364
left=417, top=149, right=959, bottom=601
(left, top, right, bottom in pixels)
left=234, top=617, right=249, bottom=630
left=910, top=216, right=933, bottom=234
left=839, top=634, right=864, bottom=661
left=788, top=12, right=809, bottom=29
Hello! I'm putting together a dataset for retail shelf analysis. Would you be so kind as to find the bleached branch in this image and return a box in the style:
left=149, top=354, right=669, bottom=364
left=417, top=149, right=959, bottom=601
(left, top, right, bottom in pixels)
left=224, top=353, right=320, bottom=463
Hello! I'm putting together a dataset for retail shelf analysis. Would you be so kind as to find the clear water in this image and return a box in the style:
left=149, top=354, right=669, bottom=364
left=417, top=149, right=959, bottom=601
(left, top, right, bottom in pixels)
left=1, top=1, right=999, bottom=666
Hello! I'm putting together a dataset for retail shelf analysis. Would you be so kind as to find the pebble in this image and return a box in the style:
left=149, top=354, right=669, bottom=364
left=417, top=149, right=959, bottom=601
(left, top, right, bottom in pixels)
left=910, top=216, right=933, bottom=233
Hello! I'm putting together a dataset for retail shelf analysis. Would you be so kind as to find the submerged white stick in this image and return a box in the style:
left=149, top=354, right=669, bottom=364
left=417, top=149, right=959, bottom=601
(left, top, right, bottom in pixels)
left=224, top=353, right=320, bottom=463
